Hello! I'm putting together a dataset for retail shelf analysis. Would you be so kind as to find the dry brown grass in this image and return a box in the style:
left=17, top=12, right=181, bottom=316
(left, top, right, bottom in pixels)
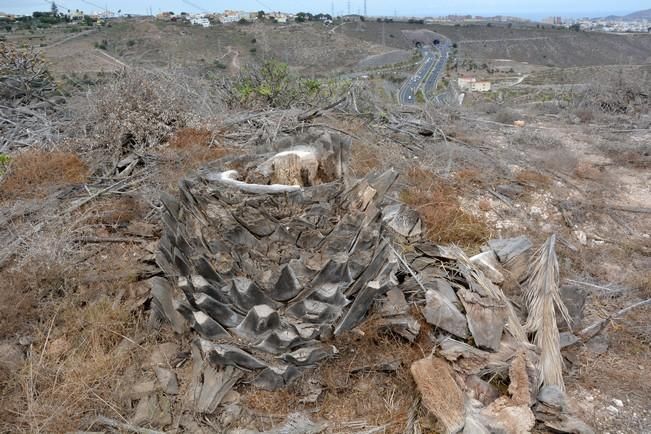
left=0, top=298, right=146, bottom=433
left=168, top=127, right=215, bottom=149
left=574, top=161, right=601, bottom=180
left=80, top=196, right=147, bottom=227
left=350, top=141, right=381, bottom=177
left=454, top=167, right=485, bottom=186
left=0, top=261, right=68, bottom=341
left=158, top=127, right=233, bottom=186
left=0, top=151, right=88, bottom=200
left=0, top=220, right=154, bottom=433
left=401, top=166, right=490, bottom=248
left=515, top=169, right=552, bottom=188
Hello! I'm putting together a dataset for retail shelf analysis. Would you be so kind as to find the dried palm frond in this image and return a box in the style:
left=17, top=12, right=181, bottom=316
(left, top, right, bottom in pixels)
left=524, top=234, right=571, bottom=391
left=404, top=396, right=422, bottom=434
left=454, top=247, right=528, bottom=343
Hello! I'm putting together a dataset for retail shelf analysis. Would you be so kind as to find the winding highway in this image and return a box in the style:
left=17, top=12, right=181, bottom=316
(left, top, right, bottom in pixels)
left=398, top=38, right=451, bottom=105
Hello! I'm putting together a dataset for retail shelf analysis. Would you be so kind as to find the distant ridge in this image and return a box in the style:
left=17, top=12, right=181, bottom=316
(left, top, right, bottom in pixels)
left=600, top=8, right=651, bottom=21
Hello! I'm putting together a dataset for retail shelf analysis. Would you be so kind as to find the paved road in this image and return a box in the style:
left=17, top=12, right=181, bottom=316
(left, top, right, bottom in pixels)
left=398, top=47, right=436, bottom=104
left=423, top=40, right=451, bottom=97
left=398, top=38, right=451, bottom=105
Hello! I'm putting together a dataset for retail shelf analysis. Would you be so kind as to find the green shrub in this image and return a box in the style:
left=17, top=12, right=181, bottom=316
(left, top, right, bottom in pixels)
left=231, top=59, right=346, bottom=109
left=0, top=154, right=10, bottom=177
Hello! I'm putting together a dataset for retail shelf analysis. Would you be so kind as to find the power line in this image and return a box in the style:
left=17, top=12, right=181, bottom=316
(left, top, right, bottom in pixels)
left=181, top=0, right=209, bottom=14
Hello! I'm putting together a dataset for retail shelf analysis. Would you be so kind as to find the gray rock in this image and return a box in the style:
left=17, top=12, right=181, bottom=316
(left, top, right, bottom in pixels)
left=586, top=334, right=609, bottom=355
left=559, top=332, right=579, bottom=349
left=154, top=366, right=179, bottom=395
left=0, top=343, right=24, bottom=371
left=132, top=394, right=172, bottom=428
left=543, top=416, right=596, bottom=434
left=537, top=385, right=567, bottom=411
left=130, top=380, right=158, bottom=398
left=219, top=404, right=243, bottom=427
left=558, top=285, right=586, bottom=330
left=487, top=236, right=533, bottom=263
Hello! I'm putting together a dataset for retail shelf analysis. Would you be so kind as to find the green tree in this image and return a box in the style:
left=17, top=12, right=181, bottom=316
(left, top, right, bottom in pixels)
left=51, top=1, right=59, bottom=16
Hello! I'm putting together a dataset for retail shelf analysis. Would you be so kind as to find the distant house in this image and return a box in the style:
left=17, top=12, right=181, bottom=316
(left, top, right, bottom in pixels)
left=457, top=76, right=476, bottom=90
left=190, top=16, right=210, bottom=27
left=268, top=12, right=288, bottom=23
left=69, top=9, right=84, bottom=20
left=220, top=10, right=241, bottom=23
left=471, top=81, right=491, bottom=92
left=458, top=76, right=491, bottom=92
left=342, top=14, right=362, bottom=22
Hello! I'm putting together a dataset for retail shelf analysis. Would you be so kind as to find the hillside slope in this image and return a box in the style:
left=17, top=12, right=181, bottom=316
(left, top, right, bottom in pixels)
left=342, top=22, right=651, bottom=67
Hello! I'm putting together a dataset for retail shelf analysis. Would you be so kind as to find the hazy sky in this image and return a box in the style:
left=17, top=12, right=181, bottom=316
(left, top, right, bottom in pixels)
left=0, top=0, right=647, bottom=18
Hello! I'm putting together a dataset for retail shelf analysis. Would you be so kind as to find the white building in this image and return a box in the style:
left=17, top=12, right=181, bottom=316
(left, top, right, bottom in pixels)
left=458, top=76, right=491, bottom=92
left=190, top=16, right=210, bottom=27
left=471, top=81, right=491, bottom=92
left=220, top=10, right=240, bottom=23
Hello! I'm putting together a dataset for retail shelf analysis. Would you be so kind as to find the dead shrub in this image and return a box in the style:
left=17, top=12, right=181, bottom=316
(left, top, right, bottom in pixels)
left=598, top=140, right=650, bottom=169
left=575, top=108, right=594, bottom=124
left=494, top=109, right=519, bottom=124
left=534, top=148, right=579, bottom=174
left=511, top=128, right=563, bottom=151
left=87, top=68, right=191, bottom=158
left=81, top=195, right=147, bottom=227
left=0, top=150, right=88, bottom=200
left=401, top=166, right=490, bottom=248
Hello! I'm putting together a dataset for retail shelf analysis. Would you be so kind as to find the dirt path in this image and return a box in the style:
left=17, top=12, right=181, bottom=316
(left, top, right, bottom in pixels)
left=227, top=46, right=240, bottom=71
left=96, top=49, right=129, bottom=68
left=41, top=28, right=98, bottom=51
